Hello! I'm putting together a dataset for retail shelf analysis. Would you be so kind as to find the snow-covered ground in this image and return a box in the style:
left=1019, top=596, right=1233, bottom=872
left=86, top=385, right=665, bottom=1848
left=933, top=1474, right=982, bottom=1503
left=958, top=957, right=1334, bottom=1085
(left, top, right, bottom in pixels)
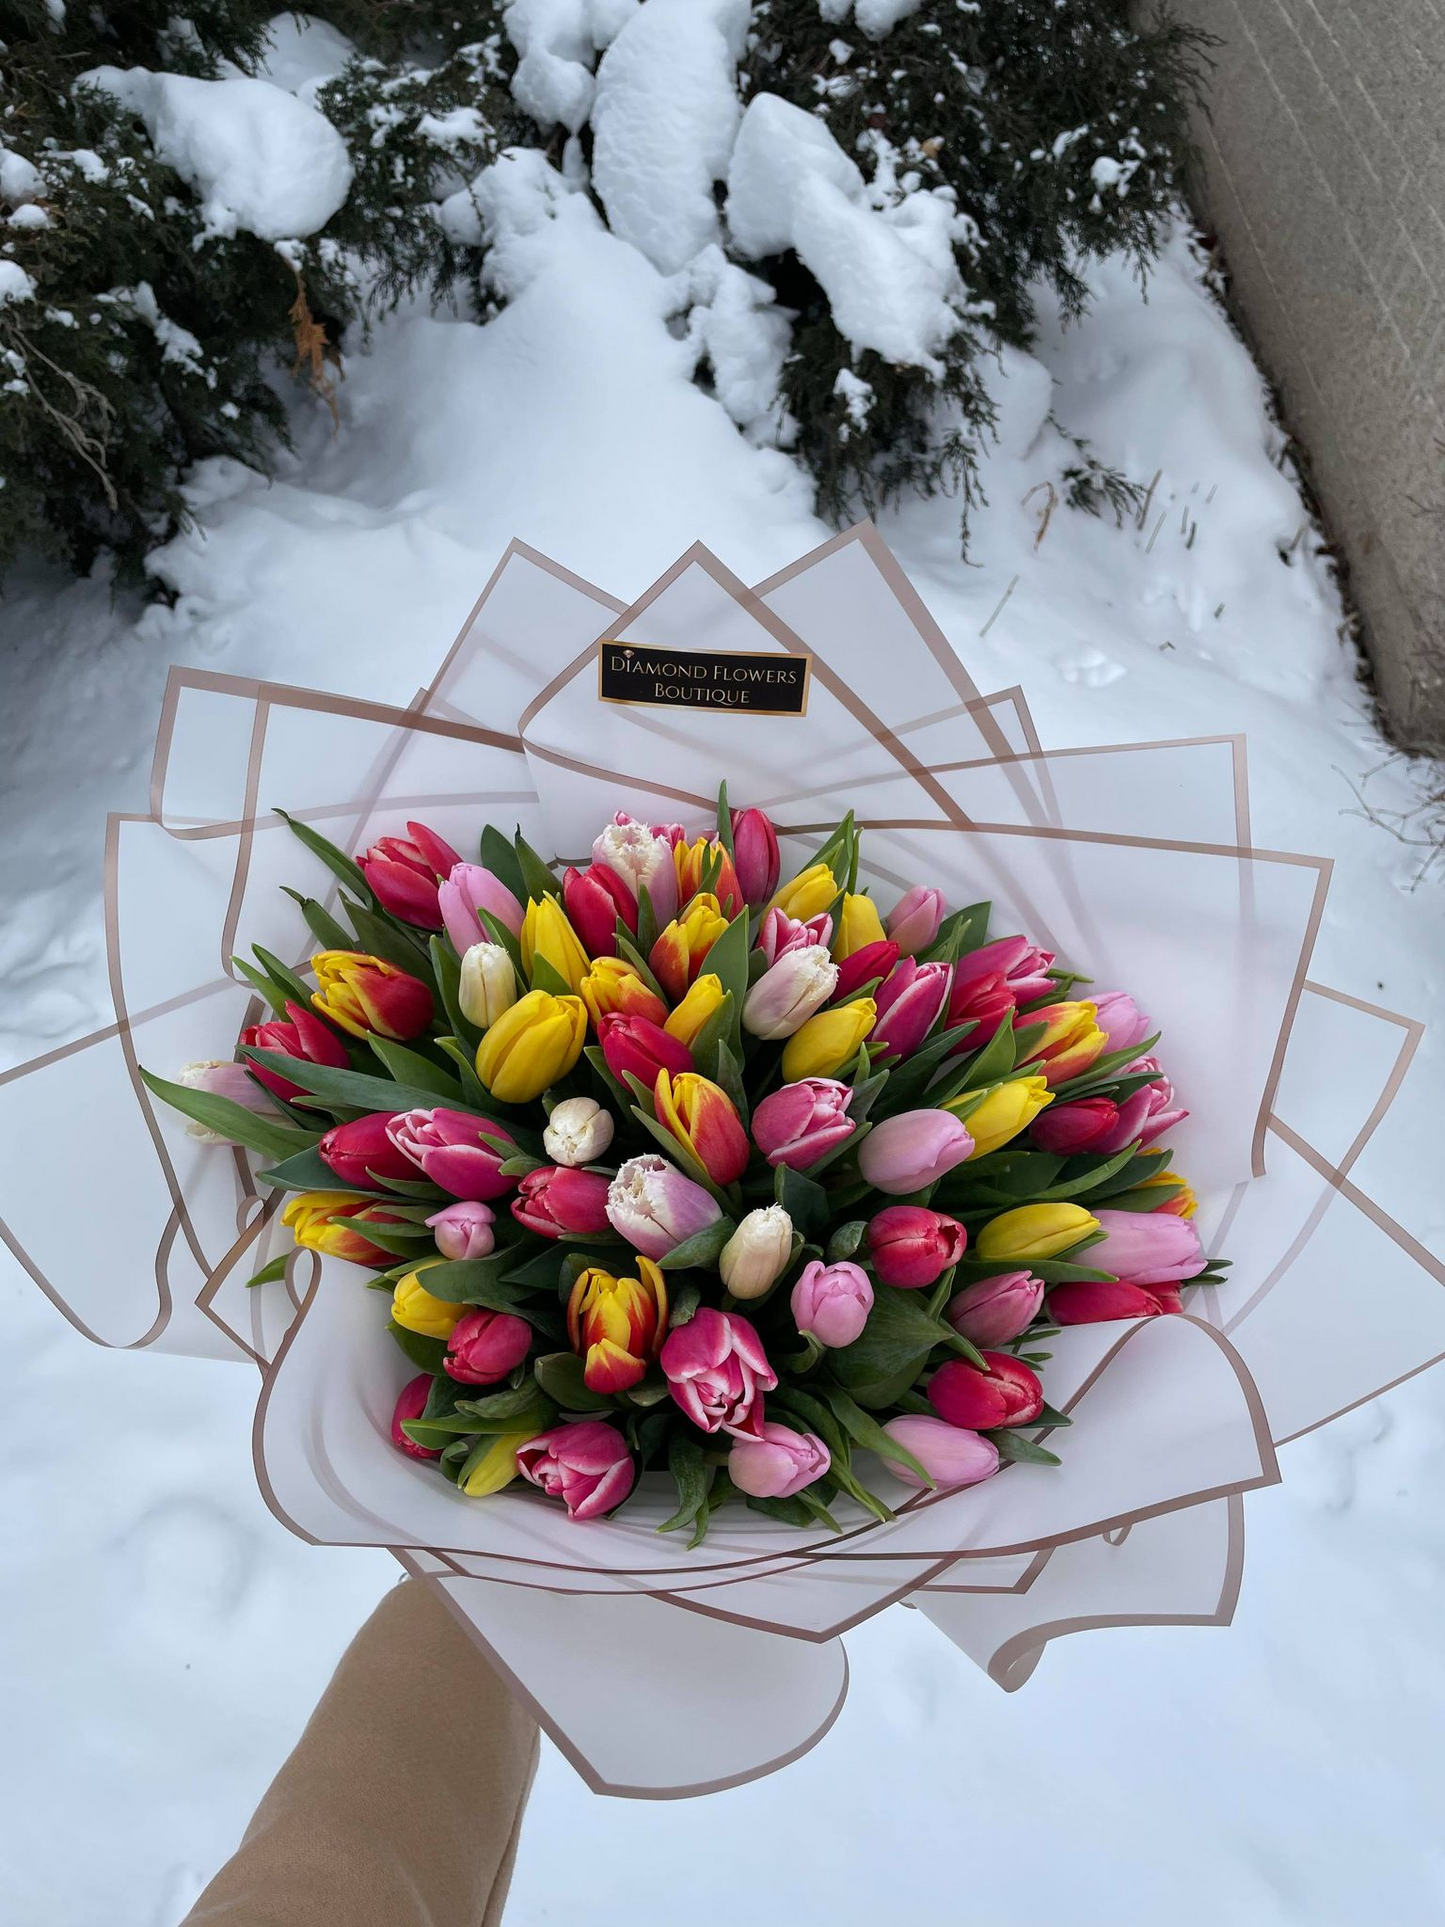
left=5, top=94, right=1445, bottom=1927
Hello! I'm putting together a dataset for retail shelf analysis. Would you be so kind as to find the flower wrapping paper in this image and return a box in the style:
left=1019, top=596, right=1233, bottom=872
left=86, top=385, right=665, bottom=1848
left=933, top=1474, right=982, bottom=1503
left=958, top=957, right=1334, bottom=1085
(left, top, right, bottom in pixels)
left=4, top=525, right=1442, bottom=1797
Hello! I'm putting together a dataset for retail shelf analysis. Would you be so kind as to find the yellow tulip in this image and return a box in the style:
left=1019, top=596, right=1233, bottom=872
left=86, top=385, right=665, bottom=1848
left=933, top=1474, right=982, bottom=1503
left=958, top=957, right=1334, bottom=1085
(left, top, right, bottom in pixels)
left=976, top=1202, right=1099, bottom=1265
left=460, top=1429, right=542, bottom=1498
left=650, top=893, right=729, bottom=1003
left=949, top=1075, right=1053, bottom=1159
left=391, top=1261, right=465, bottom=1340
left=781, top=996, right=877, bottom=1081
left=1019, top=999, right=1107, bottom=1087
left=578, top=955, right=667, bottom=1029
left=767, top=861, right=838, bottom=923
left=664, top=972, right=726, bottom=1047
left=833, top=891, right=886, bottom=960
left=674, top=835, right=741, bottom=915
left=1137, top=1171, right=1198, bottom=1219
left=281, top=1192, right=403, bottom=1266
left=521, top=895, right=591, bottom=993
left=310, top=949, right=432, bottom=1040
left=475, top=988, right=587, bottom=1102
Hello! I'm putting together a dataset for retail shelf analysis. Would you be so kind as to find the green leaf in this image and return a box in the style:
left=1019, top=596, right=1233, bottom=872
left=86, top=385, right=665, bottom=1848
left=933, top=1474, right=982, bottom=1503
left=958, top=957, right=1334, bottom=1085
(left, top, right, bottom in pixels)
left=667, top=1279, right=702, bottom=1326
left=275, top=810, right=374, bottom=907
left=245, top=1255, right=290, bottom=1289
left=703, top=911, right=752, bottom=1041
left=367, top=1034, right=465, bottom=1102
left=401, top=1412, right=486, bottom=1447
left=230, top=955, right=295, bottom=1019
left=386, top=1321, right=448, bottom=1373
left=448, top=1390, right=557, bottom=1435
left=1034, top=1403, right=1073, bottom=1428
left=479, top=825, right=528, bottom=905
left=139, top=1068, right=320, bottom=1163
left=825, top=1219, right=867, bottom=1262
left=955, top=1016, right=1017, bottom=1091
left=252, top=944, right=315, bottom=1014
left=435, top=1035, right=491, bottom=1109
left=744, top=1493, right=812, bottom=1528
left=992, top=1429, right=1062, bottom=1467
left=242, top=1049, right=511, bottom=1128
left=429, top=935, right=482, bottom=1057
left=282, top=889, right=354, bottom=955
left=830, top=1286, right=952, bottom=1407
left=658, top=1430, right=713, bottom=1534
left=473, top=907, right=526, bottom=982
left=658, top=1218, right=733, bottom=1271
left=343, top=900, right=438, bottom=992
left=773, top=1162, right=829, bottom=1238
left=533, top=1350, right=617, bottom=1413
left=513, top=831, right=560, bottom=904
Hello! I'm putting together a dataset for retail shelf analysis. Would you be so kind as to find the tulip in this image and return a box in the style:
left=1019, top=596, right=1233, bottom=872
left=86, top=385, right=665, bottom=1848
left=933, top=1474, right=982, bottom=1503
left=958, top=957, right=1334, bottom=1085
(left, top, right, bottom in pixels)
left=791, top=1259, right=873, bottom=1348
left=391, top=1374, right=441, bottom=1460
left=857, top=1109, right=974, bottom=1194
left=870, top=958, right=951, bottom=1060
left=1015, top=1000, right=1106, bottom=1087
left=240, top=1000, right=349, bottom=1101
left=357, top=821, right=462, bottom=928
left=444, top=1306, right=534, bottom=1384
left=975, top=1201, right=1099, bottom=1265
left=1137, top=1169, right=1197, bottom=1217
left=751, top=1078, right=854, bottom=1170
left=929, top=1351, right=1044, bottom=1429
left=1030, top=1093, right=1126, bottom=1156
left=426, top=1200, right=496, bottom=1261
left=281, top=1191, right=407, bottom=1267
left=592, top=814, right=679, bottom=924
left=597, top=1012, right=693, bottom=1089
left=1123, top=1056, right=1189, bottom=1146
left=1048, top=1279, right=1181, bottom=1325
left=177, top=1060, right=273, bottom=1139
left=833, top=937, right=900, bottom=1001
left=1090, top=1207, right=1205, bottom=1286
left=474, top=989, right=587, bottom=1102
left=562, top=861, right=637, bottom=958
left=542, top=1095, right=615, bottom=1167
left=578, top=955, right=668, bottom=1029
left=457, top=942, right=517, bottom=1029
left=654, top=1071, right=750, bottom=1184
left=605, top=1154, right=722, bottom=1259
left=952, top=935, right=1057, bottom=1007
left=460, top=1429, right=542, bottom=1498
left=730, top=807, right=780, bottom=906
left=946, top=1271, right=1044, bottom=1346
left=866, top=1205, right=967, bottom=1288
left=517, top=1421, right=636, bottom=1519
left=719, top=1205, right=794, bottom=1299
left=438, top=862, right=525, bottom=954
left=944, top=967, right=1016, bottom=1050
left=728, top=1424, right=831, bottom=1499
left=318, top=1111, right=416, bottom=1188
left=660, top=1307, right=776, bottom=1438
left=881, top=1416, right=1000, bottom=1490
left=756, top=906, right=833, bottom=965
left=834, top=891, right=887, bottom=960
left=887, top=886, right=945, bottom=956
left=742, top=945, right=839, bottom=1039
left=521, top=896, right=590, bottom=994
left=1091, top=989, right=1154, bottom=1056
left=391, top=1262, right=466, bottom=1340
left=767, top=861, right=838, bottom=923
left=650, top=893, right=728, bottom=1002
left=664, top=972, right=726, bottom=1048
left=567, top=1256, right=668, bottom=1393
left=674, top=834, right=741, bottom=917
left=949, top=1075, right=1052, bottom=1159
left=781, top=997, right=876, bottom=1082
left=311, top=950, right=433, bottom=1042
left=388, top=1107, right=516, bottom=1201
left=511, top=1165, right=612, bottom=1238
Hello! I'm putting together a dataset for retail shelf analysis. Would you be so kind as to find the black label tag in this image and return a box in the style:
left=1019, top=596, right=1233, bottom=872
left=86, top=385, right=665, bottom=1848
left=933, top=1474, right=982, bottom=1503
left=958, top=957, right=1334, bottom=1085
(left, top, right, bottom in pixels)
left=596, top=641, right=810, bottom=716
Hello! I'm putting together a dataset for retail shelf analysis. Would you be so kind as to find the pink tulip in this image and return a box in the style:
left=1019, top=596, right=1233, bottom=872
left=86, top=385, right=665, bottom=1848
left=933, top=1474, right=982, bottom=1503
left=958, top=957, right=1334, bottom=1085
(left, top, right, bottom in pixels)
left=240, top=1000, right=349, bottom=1101
left=605, top=1154, right=721, bottom=1258
left=562, top=861, right=636, bottom=957
left=444, top=1306, right=534, bottom=1384
left=929, top=1351, right=1044, bottom=1429
left=756, top=906, right=833, bottom=966
left=1049, top=1278, right=1182, bottom=1324
left=660, top=1308, right=776, bottom=1438
left=390, top=1373, right=442, bottom=1460
left=833, top=938, right=899, bottom=1001
left=357, top=821, right=463, bottom=928
left=881, top=1416, right=999, bottom=1490
left=1091, top=1206, right=1204, bottom=1286
left=944, top=968, right=1016, bottom=1052
left=728, top=1423, right=831, bottom=1498
left=388, top=1107, right=516, bottom=1201
left=887, top=886, right=945, bottom=956
left=952, top=935, right=1056, bottom=1007
left=1091, top=989, right=1153, bottom=1056
left=179, top=1061, right=274, bottom=1113
left=751, top=1078, right=854, bottom=1170
left=742, top=946, right=838, bottom=1039
left=318, top=1111, right=416, bottom=1188
left=591, top=814, right=678, bottom=923
left=511, top=1165, right=612, bottom=1238
left=946, top=1271, right=1044, bottom=1346
left=867, top=1205, right=967, bottom=1288
left=790, top=1259, right=873, bottom=1348
left=1126, top=1056, right=1189, bottom=1145
left=730, top=807, right=781, bottom=907
left=517, top=1421, right=636, bottom=1519
left=437, top=862, right=525, bottom=955
left=870, top=958, right=952, bottom=1060
left=426, top=1200, right=496, bottom=1260
left=857, top=1109, right=974, bottom=1194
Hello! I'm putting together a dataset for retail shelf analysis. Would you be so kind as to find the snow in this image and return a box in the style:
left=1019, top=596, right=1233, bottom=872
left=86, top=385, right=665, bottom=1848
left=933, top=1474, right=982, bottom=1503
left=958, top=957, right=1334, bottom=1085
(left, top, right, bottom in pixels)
left=0, top=145, right=44, bottom=206
left=81, top=66, right=353, bottom=242
left=504, top=0, right=598, bottom=132
left=0, top=261, right=37, bottom=305
left=255, top=12, right=357, bottom=99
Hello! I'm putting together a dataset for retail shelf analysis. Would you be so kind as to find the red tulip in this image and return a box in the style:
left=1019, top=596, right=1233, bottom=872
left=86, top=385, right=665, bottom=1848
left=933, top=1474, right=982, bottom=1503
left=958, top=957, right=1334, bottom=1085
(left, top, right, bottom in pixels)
left=597, top=1012, right=694, bottom=1088
left=241, top=999, right=349, bottom=1101
left=929, top=1351, right=1044, bottom=1430
left=357, top=821, right=462, bottom=928
left=730, top=807, right=781, bottom=906
left=510, top=1166, right=612, bottom=1238
left=444, top=1307, right=534, bottom=1385
left=391, top=1373, right=441, bottom=1459
left=833, top=938, right=899, bottom=1001
left=562, top=861, right=637, bottom=957
left=869, top=957, right=952, bottom=1060
left=318, top=1112, right=418, bottom=1188
left=945, top=968, right=1016, bottom=1052
left=867, top=1205, right=967, bottom=1288
left=1048, top=1279, right=1183, bottom=1324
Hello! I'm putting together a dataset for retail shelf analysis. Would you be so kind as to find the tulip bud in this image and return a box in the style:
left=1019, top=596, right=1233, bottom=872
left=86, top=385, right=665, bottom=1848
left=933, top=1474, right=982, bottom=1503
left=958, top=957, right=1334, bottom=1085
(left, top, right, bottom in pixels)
left=318, top=1111, right=416, bottom=1188
left=426, top=1200, right=496, bottom=1261
left=391, top=1374, right=442, bottom=1460
left=655, top=1070, right=750, bottom=1184
left=790, top=1259, right=873, bottom=1348
left=833, top=937, right=899, bottom=1001
left=562, top=861, right=637, bottom=958
left=730, top=807, right=781, bottom=906
left=1090, top=989, right=1153, bottom=1056
left=881, top=1415, right=999, bottom=1490
left=521, top=896, right=591, bottom=994
left=356, top=821, right=461, bottom=928
left=728, top=1423, right=830, bottom=1499
left=767, top=862, right=838, bottom=923
left=857, top=1109, right=974, bottom=1194
left=474, top=989, right=587, bottom=1102
left=391, top=1261, right=466, bottom=1340
left=240, top=1000, right=349, bottom=1100
left=650, top=893, right=728, bottom=1003
left=659, top=1308, right=776, bottom=1437
left=886, top=886, right=945, bottom=956
left=664, top=972, right=727, bottom=1049
left=929, top=1351, right=1044, bottom=1430
left=674, top=834, right=741, bottom=917
left=781, top=997, right=876, bottom=1082
left=177, top=1060, right=272, bottom=1139
left=606, top=1154, right=722, bottom=1259
left=950, top=1075, right=1052, bottom=1158
left=438, top=862, right=525, bottom=954
left=953, top=935, right=1056, bottom=1006
left=742, top=945, right=839, bottom=1040
left=719, top=1205, right=794, bottom=1298
left=579, top=955, right=668, bottom=1029
left=281, top=1191, right=407, bottom=1267
left=511, top=1165, right=612, bottom=1238
left=592, top=815, right=678, bottom=924
left=567, top=1256, right=669, bottom=1393
left=388, top=1107, right=516, bottom=1201
left=866, top=1205, right=967, bottom=1288
left=751, top=1078, right=854, bottom=1171
left=869, top=958, right=951, bottom=1061
left=311, top=951, right=433, bottom=1041
left=517, top=1420, right=636, bottom=1518
left=1090, top=1207, right=1205, bottom=1286
left=1015, top=1001, right=1106, bottom=1087
left=975, top=1201, right=1098, bottom=1265
left=1047, top=1279, right=1179, bottom=1325
left=1135, top=1168, right=1197, bottom=1216
left=944, top=968, right=1016, bottom=1050
left=542, top=1095, right=615, bottom=1166
left=458, top=942, right=517, bottom=1029
left=597, top=1012, right=693, bottom=1088
left=945, top=1271, right=1044, bottom=1346
left=756, top=905, right=833, bottom=965
left=833, top=891, right=887, bottom=960
left=444, top=1306, right=534, bottom=1384
left=459, top=1429, right=541, bottom=1498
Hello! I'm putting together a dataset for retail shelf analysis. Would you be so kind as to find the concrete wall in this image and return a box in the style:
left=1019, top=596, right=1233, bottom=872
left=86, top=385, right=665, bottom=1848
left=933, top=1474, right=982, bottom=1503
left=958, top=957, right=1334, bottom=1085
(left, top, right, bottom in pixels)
left=1170, top=0, right=1445, bottom=751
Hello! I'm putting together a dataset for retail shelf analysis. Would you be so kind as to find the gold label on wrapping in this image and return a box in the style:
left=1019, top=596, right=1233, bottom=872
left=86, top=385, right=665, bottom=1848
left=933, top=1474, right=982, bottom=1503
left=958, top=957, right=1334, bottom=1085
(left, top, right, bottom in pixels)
left=596, top=641, right=810, bottom=716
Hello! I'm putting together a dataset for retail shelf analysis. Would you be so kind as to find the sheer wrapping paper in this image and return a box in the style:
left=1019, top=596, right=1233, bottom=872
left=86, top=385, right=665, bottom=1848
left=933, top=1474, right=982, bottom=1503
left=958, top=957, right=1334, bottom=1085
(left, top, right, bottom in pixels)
left=4, top=525, right=1442, bottom=1796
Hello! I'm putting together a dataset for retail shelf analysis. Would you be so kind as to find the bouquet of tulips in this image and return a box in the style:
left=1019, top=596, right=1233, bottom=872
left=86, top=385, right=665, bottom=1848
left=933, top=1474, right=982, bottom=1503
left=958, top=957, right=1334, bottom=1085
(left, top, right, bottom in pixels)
left=147, top=792, right=1216, bottom=1540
